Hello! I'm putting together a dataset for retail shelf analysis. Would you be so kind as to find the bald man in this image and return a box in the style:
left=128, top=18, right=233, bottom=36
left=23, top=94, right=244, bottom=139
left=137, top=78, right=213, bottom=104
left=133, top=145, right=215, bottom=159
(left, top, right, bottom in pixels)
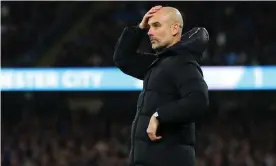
left=114, top=5, right=209, bottom=166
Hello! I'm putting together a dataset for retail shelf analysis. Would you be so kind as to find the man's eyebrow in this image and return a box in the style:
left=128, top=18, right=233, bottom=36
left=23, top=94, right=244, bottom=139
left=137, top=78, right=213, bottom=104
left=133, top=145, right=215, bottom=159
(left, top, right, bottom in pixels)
left=149, top=21, right=161, bottom=26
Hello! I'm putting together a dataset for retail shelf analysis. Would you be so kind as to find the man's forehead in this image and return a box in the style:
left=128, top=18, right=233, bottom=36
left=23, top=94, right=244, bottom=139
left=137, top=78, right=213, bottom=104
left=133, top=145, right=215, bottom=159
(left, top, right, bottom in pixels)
left=148, top=17, right=158, bottom=24
left=148, top=14, right=166, bottom=24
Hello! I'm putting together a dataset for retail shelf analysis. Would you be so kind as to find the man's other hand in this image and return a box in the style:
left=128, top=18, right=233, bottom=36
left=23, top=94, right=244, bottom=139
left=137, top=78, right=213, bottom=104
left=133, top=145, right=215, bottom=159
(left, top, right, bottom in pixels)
left=147, top=114, right=162, bottom=141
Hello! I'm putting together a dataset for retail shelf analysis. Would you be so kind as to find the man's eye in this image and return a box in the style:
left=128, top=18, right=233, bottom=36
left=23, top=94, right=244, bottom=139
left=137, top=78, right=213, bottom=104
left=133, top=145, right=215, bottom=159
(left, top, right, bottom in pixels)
left=153, top=24, right=160, bottom=28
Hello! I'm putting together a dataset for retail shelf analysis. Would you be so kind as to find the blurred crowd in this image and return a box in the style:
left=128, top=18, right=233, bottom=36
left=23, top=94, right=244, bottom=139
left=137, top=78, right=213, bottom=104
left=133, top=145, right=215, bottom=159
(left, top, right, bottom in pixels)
left=195, top=111, right=276, bottom=166
left=1, top=109, right=130, bottom=166
left=2, top=94, right=276, bottom=166
left=2, top=2, right=276, bottom=67
left=1, top=2, right=69, bottom=65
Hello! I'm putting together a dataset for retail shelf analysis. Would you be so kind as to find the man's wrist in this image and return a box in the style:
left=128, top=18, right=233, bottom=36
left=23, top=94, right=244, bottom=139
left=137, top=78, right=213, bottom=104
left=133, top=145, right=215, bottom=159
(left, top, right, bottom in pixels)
left=135, top=24, right=147, bottom=34
left=153, top=112, right=159, bottom=120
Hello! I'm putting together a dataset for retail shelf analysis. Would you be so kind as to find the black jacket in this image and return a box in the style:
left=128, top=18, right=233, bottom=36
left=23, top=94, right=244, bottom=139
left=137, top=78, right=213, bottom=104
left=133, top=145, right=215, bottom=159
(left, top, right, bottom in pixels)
left=113, top=26, right=209, bottom=166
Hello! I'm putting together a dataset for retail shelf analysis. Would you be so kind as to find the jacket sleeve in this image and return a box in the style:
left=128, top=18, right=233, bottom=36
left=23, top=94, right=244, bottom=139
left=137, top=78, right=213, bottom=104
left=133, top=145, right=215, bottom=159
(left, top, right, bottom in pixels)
left=113, top=26, right=157, bottom=80
left=157, top=63, right=209, bottom=124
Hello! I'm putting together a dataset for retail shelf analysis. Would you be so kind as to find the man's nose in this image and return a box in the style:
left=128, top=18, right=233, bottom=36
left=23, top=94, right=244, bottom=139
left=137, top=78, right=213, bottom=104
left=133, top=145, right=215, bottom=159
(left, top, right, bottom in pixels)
left=147, top=28, right=153, bottom=36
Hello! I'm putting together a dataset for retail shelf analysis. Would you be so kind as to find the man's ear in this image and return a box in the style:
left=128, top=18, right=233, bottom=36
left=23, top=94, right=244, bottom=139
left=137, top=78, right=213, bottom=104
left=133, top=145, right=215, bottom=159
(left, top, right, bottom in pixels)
left=171, top=24, right=179, bottom=36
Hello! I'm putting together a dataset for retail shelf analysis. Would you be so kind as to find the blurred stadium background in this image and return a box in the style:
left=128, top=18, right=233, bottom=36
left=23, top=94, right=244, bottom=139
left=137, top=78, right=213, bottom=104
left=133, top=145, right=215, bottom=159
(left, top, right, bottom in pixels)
left=1, top=1, right=276, bottom=166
